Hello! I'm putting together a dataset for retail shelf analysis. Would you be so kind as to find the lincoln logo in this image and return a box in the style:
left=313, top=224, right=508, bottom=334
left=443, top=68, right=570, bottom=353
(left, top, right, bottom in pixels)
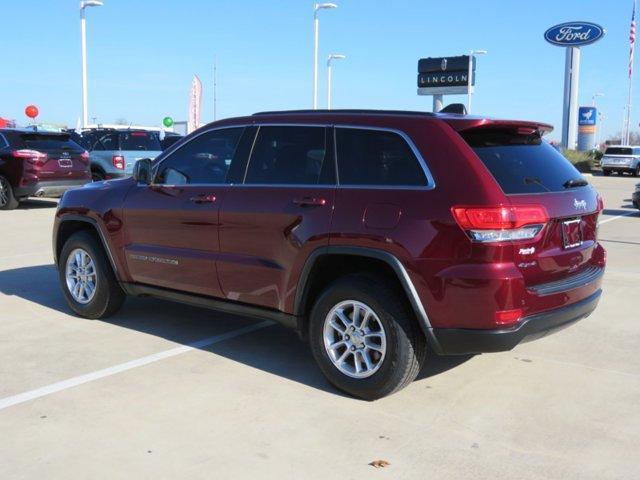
left=441, top=58, right=447, bottom=71
left=573, top=199, right=587, bottom=211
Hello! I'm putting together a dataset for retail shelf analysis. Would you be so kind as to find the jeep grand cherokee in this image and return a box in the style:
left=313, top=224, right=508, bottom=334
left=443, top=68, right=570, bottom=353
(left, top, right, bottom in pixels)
left=53, top=110, right=605, bottom=399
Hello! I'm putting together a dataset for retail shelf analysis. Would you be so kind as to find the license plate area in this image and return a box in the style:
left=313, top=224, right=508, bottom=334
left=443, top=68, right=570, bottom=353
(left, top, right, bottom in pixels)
left=58, top=159, right=73, bottom=168
left=561, top=217, right=583, bottom=249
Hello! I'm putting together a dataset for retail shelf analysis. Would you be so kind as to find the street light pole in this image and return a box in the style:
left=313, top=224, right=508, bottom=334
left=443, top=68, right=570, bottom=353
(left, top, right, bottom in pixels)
left=327, top=54, right=345, bottom=109
left=467, top=49, right=487, bottom=114
left=313, top=3, right=337, bottom=109
left=80, top=0, right=103, bottom=128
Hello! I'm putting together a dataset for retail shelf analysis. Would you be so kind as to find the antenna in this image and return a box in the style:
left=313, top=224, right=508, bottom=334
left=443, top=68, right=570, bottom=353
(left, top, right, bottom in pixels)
left=213, top=57, right=217, bottom=121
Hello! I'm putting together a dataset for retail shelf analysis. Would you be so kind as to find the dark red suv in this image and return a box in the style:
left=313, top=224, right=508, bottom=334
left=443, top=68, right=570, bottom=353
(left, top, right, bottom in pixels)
left=0, top=129, right=91, bottom=209
left=52, top=110, right=605, bottom=399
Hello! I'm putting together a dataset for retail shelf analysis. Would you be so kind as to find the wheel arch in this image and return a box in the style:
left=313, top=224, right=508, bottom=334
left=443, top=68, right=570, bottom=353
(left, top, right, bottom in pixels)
left=54, top=216, right=120, bottom=277
left=294, top=246, right=442, bottom=353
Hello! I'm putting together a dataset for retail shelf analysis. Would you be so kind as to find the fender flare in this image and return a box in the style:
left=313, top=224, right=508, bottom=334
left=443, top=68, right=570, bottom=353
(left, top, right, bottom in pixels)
left=53, top=215, right=120, bottom=277
left=294, top=246, right=443, bottom=353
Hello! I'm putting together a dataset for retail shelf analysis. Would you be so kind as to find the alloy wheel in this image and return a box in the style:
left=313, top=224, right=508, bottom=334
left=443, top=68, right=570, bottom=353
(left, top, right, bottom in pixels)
left=65, top=248, right=98, bottom=304
left=0, top=177, right=9, bottom=207
left=323, top=300, right=387, bottom=378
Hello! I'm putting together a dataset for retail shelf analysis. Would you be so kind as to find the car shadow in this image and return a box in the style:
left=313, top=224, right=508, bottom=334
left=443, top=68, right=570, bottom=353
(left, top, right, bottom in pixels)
left=602, top=208, right=639, bottom=216
left=17, top=198, right=58, bottom=210
left=0, top=264, right=472, bottom=398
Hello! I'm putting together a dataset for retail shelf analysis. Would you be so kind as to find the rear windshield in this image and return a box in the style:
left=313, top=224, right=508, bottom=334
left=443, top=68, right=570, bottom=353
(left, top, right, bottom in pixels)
left=604, top=147, right=633, bottom=155
left=461, top=129, right=583, bottom=194
left=119, top=131, right=161, bottom=151
left=21, top=134, right=84, bottom=153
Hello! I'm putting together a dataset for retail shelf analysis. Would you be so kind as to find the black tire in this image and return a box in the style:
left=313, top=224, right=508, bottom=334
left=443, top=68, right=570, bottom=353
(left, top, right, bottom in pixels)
left=602, top=169, right=611, bottom=176
left=92, top=170, right=105, bottom=182
left=0, top=175, right=19, bottom=210
left=58, top=230, right=125, bottom=319
left=309, top=275, right=427, bottom=400
left=634, top=165, right=640, bottom=177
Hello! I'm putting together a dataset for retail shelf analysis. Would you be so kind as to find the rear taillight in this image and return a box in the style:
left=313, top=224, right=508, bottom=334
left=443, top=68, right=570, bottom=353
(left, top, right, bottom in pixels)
left=80, top=151, right=90, bottom=165
left=452, top=205, right=549, bottom=243
left=596, top=194, right=604, bottom=212
left=12, top=149, right=48, bottom=164
left=112, top=155, right=125, bottom=170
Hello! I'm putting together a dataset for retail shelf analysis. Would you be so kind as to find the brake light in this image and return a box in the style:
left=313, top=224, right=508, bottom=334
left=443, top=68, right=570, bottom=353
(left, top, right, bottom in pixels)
left=80, top=151, right=90, bottom=165
left=112, top=155, right=125, bottom=170
left=596, top=194, right=604, bottom=212
left=12, top=149, right=48, bottom=164
left=452, top=205, right=548, bottom=242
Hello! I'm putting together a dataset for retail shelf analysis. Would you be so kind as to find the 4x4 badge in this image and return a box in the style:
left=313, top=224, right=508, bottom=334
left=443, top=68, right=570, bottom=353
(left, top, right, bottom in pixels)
left=573, top=199, right=587, bottom=211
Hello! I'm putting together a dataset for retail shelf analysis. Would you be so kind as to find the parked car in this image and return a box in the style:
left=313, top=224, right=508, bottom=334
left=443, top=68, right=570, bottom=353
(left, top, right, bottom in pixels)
left=633, top=183, right=640, bottom=209
left=601, top=146, right=640, bottom=176
left=0, top=129, right=90, bottom=210
left=52, top=110, right=606, bottom=399
left=78, top=128, right=163, bottom=181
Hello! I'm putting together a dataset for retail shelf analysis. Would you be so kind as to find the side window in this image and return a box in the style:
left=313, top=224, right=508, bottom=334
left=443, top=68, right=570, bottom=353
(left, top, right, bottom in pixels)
left=244, top=126, right=330, bottom=185
left=335, top=128, right=427, bottom=187
left=0, top=134, right=8, bottom=150
left=155, top=127, right=244, bottom=185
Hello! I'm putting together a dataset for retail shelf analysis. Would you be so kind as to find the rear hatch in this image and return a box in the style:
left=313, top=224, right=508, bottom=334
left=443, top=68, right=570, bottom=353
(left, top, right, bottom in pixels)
left=117, top=131, right=162, bottom=173
left=601, top=146, right=637, bottom=167
left=459, top=126, right=603, bottom=287
left=20, top=133, right=89, bottom=181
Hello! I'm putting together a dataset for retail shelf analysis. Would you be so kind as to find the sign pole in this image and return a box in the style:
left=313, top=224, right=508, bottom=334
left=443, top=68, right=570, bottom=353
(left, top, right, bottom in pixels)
left=561, top=46, right=581, bottom=150
left=433, top=94, right=443, bottom=113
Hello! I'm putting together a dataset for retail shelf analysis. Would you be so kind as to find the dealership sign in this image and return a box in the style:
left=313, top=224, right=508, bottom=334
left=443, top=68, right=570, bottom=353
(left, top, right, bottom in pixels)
left=544, top=22, right=605, bottom=47
left=417, top=55, right=475, bottom=95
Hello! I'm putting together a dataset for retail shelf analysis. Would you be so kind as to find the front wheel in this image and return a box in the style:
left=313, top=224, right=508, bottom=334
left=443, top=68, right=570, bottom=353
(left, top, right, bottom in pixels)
left=58, top=230, right=125, bottom=319
left=309, top=275, right=426, bottom=400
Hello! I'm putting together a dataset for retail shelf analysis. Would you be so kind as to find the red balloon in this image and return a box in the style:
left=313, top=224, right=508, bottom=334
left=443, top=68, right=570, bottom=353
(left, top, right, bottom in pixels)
left=25, top=105, right=39, bottom=119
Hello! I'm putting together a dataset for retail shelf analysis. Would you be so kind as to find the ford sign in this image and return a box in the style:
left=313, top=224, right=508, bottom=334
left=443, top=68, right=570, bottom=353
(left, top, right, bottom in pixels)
left=544, top=22, right=605, bottom=47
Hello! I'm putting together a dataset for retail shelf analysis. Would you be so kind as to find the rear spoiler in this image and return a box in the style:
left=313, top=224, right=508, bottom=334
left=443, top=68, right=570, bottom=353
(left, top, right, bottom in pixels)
left=443, top=118, right=554, bottom=136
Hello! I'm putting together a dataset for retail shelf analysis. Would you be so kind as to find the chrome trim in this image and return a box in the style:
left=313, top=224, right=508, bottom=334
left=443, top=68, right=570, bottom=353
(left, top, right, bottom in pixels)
left=150, top=122, right=437, bottom=191
left=527, top=266, right=604, bottom=296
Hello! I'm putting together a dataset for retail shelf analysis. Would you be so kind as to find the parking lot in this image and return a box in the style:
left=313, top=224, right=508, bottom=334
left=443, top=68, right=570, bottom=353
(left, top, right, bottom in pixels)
left=0, top=175, right=638, bottom=479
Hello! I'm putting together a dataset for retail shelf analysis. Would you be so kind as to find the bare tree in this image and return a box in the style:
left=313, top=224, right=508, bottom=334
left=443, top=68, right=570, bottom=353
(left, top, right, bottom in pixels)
left=114, top=118, right=128, bottom=125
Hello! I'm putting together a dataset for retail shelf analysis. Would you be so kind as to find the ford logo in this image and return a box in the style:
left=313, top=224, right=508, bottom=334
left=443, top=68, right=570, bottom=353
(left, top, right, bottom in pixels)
left=544, top=22, right=605, bottom=47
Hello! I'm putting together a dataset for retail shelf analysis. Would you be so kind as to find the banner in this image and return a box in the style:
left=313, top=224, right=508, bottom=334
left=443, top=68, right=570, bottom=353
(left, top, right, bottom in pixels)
left=187, top=75, right=202, bottom=134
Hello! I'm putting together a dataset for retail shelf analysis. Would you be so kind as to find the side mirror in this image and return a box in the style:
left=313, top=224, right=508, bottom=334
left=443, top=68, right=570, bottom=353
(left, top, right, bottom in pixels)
left=132, top=158, right=152, bottom=184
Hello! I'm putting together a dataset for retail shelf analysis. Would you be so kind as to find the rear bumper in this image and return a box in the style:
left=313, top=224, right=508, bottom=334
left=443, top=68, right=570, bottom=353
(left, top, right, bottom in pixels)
left=602, top=165, right=636, bottom=173
left=432, top=289, right=601, bottom=355
left=15, top=179, right=90, bottom=198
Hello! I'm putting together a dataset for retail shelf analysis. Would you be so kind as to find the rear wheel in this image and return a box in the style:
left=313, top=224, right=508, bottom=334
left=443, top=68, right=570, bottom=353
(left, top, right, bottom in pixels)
left=602, top=169, right=611, bottom=176
left=634, top=165, right=640, bottom=177
left=92, top=170, right=105, bottom=182
left=58, top=230, right=125, bottom=319
left=309, top=275, right=426, bottom=400
left=0, top=175, right=19, bottom=210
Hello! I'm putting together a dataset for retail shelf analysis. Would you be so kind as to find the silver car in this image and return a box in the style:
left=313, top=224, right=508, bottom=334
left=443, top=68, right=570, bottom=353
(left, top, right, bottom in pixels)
left=80, top=129, right=163, bottom=181
left=601, top=146, right=640, bottom=177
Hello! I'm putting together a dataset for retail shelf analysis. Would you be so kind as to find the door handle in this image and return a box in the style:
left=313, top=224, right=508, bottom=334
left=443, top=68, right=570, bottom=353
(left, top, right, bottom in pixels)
left=189, top=194, right=217, bottom=204
left=293, top=197, right=327, bottom=207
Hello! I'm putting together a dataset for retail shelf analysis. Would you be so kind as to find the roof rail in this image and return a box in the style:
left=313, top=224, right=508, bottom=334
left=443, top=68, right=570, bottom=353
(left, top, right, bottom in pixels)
left=252, top=109, right=437, bottom=117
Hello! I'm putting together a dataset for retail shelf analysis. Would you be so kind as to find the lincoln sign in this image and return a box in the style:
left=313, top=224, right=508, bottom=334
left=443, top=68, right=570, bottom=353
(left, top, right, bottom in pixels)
left=417, top=55, right=475, bottom=95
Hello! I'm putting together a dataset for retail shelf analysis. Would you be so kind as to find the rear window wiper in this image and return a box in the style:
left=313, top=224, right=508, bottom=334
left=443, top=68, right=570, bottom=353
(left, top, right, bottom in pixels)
left=563, top=178, right=588, bottom=188
left=523, top=176, right=551, bottom=192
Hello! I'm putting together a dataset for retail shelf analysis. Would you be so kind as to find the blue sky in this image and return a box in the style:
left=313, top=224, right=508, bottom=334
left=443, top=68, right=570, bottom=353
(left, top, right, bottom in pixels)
left=0, top=0, right=636, bottom=141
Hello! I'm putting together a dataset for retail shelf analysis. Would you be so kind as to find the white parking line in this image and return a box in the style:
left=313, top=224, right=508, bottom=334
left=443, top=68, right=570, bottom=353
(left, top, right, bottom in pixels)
left=0, top=320, right=274, bottom=411
left=599, top=210, right=638, bottom=225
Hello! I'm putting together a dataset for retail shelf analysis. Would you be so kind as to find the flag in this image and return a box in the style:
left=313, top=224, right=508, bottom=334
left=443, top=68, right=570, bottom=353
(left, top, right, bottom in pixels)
left=187, top=75, right=203, bottom=134
left=630, top=1, right=637, bottom=78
